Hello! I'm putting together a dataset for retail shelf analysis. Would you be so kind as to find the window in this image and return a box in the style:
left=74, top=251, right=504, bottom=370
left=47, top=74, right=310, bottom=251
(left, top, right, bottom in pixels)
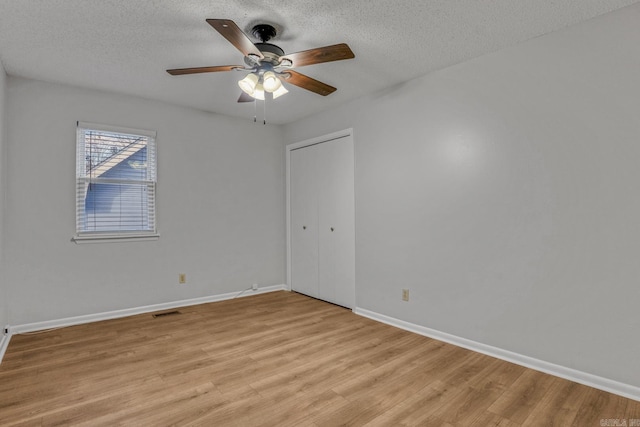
left=75, top=122, right=157, bottom=241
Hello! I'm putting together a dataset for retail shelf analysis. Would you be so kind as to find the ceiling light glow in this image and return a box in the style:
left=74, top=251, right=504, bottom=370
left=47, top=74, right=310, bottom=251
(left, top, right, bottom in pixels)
left=252, top=83, right=266, bottom=101
left=262, top=71, right=281, bottom=92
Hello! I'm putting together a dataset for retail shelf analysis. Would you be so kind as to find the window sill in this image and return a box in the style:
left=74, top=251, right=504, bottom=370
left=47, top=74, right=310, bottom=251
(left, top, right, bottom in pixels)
left=72, top=233, right=160, bottom=244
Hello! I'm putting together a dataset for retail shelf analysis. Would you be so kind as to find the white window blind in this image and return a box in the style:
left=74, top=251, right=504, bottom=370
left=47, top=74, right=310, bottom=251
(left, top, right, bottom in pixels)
left=75, top=122, right=157, bottom=239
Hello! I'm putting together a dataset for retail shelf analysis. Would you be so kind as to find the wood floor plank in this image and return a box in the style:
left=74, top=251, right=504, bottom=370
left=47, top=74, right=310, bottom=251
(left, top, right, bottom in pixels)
left=368, top=380, right=466, bottom=426
left=0, top=291, right=637, bottom=426
left=571, top=386, right=631, bottom=427
left=487, top=368, right=560, bottom=424
left=627, top=398, right=640, bottom=418
left=520, top=379, right=589, bottom=426
left=468, top=411, right=521, bottom=427
left=465, top=357, right=527, bottom=395
left=431, top=385, right=504, bottom=425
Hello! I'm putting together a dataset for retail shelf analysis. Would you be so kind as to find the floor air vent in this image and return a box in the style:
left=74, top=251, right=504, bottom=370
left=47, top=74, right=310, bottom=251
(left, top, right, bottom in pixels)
left=152, top=310, right=181, bottom=318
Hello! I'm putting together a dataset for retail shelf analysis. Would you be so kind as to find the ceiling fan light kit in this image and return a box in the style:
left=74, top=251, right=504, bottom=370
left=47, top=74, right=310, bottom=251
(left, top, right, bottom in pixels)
left=166, top=18, right=355, bottom=122
left=238, top=68, right=284, bottom=100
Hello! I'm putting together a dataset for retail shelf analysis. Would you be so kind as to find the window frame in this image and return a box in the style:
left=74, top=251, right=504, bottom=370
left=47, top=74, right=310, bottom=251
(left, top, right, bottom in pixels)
left=72, top=121, right=159, bottom=243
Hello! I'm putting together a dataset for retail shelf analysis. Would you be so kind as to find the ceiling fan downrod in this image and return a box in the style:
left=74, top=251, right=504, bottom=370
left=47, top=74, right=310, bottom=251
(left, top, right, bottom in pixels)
left=251, top=24, right=277, bottom=43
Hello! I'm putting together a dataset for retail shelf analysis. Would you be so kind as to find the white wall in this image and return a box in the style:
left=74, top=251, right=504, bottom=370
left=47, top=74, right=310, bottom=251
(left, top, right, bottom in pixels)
left=5, top=77, right=286, bottom=325
left=284, top=4, right=640, bottom=388
left=0, top=61, right=7, bottom=333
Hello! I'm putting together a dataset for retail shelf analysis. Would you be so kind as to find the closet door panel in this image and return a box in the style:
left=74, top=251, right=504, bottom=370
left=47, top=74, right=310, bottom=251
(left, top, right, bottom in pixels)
left=290, top=146, right=319, bottom=298
left=318, top=137, right=355, bottom=308
left=332, top=137, right=355, bottom=308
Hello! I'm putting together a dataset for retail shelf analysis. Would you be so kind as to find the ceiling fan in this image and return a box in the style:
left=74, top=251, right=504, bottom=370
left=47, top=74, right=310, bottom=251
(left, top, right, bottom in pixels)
left=166, top=19, right=355, bottom=102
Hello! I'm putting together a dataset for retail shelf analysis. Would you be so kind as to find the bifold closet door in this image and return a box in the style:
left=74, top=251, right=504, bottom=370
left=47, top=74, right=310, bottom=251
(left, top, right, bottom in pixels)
left=290, top=144, right=320, bottom=299
left=290, top=135, right=355, bottom=308
left=317, top=137, right=354, bottom=308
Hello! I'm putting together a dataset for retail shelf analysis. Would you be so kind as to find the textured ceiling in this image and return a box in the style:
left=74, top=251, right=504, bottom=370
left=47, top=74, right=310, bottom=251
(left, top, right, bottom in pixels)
left=1, top=0, right=638, bottom=124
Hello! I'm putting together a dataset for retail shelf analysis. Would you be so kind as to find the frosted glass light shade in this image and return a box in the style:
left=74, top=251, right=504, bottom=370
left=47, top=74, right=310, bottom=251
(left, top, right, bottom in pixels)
left=238, top=73, right=259, bottom=94
left=252, top=83, right=265, bottom=100
left=262, top=71, right=281, bottom=92
left=272, top=84, right=289, bottom=99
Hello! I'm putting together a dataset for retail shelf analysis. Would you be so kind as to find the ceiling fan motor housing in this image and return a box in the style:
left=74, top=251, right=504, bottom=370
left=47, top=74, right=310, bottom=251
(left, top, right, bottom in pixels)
left=255, top=42, right=284, bottom=57
left=244, top=44, right=285, bottom=68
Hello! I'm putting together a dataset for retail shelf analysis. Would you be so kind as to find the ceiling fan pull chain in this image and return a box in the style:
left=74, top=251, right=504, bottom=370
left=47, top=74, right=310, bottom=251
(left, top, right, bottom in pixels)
left=263, top=98, right=267, bottom=125
left=253, top=98, right=257, bottom=123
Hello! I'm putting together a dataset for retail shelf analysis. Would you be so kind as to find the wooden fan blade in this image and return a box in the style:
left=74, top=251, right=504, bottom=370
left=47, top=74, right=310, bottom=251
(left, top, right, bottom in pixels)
left=281, top=70, right=336, bottom=96
left=238, top=92, right=254, bottom=103
left=280, top=43, right=354, bottom=68
left=167, top=65, right=242, bottom=75
left=207, top=19, right=264, bottom=59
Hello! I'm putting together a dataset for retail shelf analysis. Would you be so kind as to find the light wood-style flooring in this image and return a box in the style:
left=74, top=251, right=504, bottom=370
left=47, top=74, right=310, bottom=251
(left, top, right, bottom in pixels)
left=0, top=291, right=638, bottom=426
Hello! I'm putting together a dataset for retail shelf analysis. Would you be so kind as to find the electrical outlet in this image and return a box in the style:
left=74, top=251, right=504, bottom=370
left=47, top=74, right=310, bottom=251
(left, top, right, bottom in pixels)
left=402, top=289, right=409, bottom=302
left=179, top=273, right=186, bottom=284
left=252, top=284, right=259, bottom=291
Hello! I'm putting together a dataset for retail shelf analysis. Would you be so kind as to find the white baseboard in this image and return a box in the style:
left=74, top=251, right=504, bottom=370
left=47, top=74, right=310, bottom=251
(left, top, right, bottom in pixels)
left=354, top=307, right=640, bottom=402
left=8, top=284, right=287, bottom=336
left=0, top=331, right=11, bottom=364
